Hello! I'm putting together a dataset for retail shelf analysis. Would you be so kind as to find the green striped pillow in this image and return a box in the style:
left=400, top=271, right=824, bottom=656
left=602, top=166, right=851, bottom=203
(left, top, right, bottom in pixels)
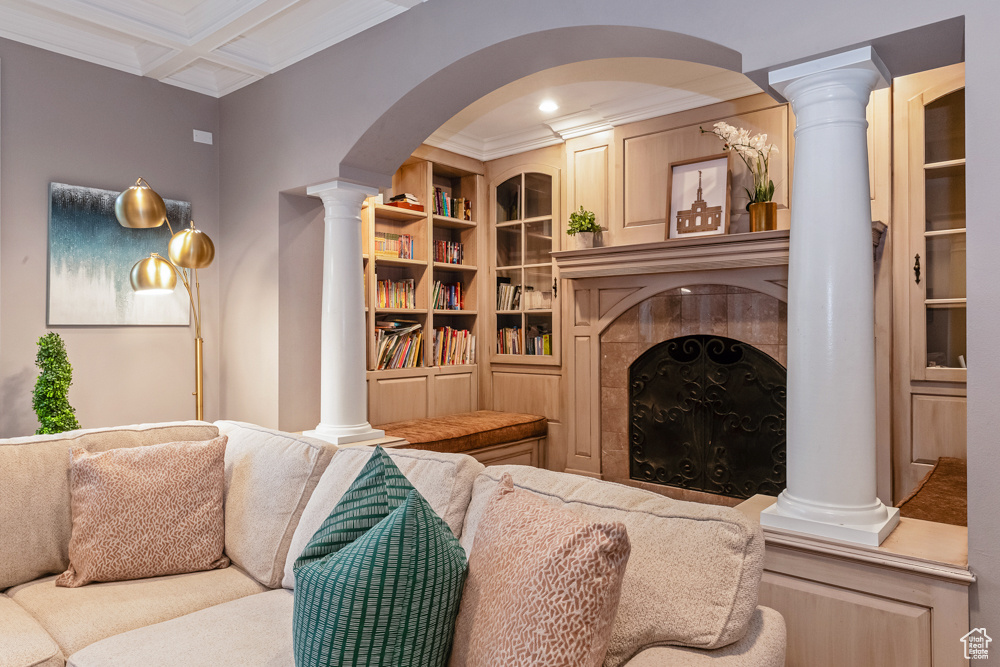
left=292, top=446, right=467, bottom=667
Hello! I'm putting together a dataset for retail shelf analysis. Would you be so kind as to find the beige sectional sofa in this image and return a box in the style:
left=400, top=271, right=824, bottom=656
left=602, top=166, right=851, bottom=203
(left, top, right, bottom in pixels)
left=1, top=420, right=785, bottom=667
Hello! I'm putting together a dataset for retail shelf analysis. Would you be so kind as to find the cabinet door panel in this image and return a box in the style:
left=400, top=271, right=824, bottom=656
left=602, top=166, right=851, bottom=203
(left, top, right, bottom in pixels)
left=369, top=375, right=428, bottom=424
left=759, top=572, right=931, bottom=667
left=911, top=394, right=967, bottom=463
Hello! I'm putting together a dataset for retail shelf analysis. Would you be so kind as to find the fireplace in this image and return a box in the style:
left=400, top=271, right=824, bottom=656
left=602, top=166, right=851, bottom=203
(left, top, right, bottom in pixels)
left=629, top=334, right=786, bottom=500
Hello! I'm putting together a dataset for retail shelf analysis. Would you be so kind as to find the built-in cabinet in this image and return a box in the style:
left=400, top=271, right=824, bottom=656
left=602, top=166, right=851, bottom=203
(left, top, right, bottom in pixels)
left=362, top=151, right=486, bottom=425
left=892, top=63, right=967, bottom=501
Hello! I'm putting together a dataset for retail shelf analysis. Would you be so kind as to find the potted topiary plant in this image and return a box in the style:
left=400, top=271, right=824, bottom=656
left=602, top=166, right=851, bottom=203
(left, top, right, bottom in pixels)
left=567, top=206, right=601, bottom=249
left=32, top=332, right=81, bottom=435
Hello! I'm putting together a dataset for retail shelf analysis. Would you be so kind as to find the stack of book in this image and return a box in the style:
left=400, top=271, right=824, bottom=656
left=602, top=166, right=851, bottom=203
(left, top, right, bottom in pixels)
left=374, top=321, right=423, bottom=370
left=374, top=232, right=414, bottom=259
left=433, top=327, right=476, bottom=366
left=522, top=287, right=552, bottom=310
left=496, top=281, right=521, bottom=310
left=386, top=193, right=423, bottom=212
left=496, top=326, right=523, bottom=355
left=432, top=280, right=463, bottom=310
left=434, top=240, right=464, bottom=264
left=376, top=278, right=416, bottom=309
left=525, top=323, right=553, bottom=355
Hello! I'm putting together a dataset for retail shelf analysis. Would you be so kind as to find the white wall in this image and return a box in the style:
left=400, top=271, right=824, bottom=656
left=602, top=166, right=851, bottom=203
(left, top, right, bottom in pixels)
left=216, top=0, right=995, bottom=626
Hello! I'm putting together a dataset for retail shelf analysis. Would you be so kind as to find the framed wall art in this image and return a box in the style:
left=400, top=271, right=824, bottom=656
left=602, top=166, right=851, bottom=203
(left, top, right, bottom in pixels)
left=666, top=153, right=731, bottom=240
left=47, top=182, right=191, bottom=326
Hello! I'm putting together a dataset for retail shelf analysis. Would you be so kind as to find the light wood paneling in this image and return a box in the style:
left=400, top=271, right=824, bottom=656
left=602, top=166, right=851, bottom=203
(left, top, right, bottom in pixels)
left=468, top=437, right=544, bottom=467
left=912, top=394, right=967, bottom=463
left=573, top=336, right=594, bottom=460
left=491, top=371, right=561, bottom=420
left=369, top=374, right=428, bottom=424
left=620, top=98, right=789, bottom=244
left=575, top=288, right=593, bottom=326
left=431, top=370, right=476, bottom=417
left=760, top=572, right=932, bottom=667
left=599, top=288, right=639, bottom=318
left=573, top=145, right=609, bottom=230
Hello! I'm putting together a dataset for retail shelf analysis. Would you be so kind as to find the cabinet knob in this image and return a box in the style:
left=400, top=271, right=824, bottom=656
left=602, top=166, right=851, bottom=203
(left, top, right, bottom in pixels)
left=913, top=254, right=921, bottom=285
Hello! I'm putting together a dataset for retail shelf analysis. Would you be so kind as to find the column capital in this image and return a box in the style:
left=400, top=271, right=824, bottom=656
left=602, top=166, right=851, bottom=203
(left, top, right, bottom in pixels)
left=306, top=179, right=378, bottom=203
left=768, top=46, right=890, bottom=100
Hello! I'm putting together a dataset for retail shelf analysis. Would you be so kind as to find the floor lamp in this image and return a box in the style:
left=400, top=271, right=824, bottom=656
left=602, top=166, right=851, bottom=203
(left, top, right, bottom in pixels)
left=115, top=178, right=215, bottom=421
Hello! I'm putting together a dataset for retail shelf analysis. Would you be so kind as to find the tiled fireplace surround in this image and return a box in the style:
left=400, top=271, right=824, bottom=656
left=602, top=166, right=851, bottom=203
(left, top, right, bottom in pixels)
left=554, top=231, right=792, bottom=505
left=600, top=285, right=787, bottom=506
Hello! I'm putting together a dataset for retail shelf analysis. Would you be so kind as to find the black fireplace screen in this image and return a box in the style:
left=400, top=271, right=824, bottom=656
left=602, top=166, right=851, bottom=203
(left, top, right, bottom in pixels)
left=629, top=335, right=786, bottom=499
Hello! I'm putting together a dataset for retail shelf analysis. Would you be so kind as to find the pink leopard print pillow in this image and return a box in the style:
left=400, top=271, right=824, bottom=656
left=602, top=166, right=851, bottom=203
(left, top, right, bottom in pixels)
left=56, top=436, right=230, bottom=588
left=449, top=473, right=631, bottom=667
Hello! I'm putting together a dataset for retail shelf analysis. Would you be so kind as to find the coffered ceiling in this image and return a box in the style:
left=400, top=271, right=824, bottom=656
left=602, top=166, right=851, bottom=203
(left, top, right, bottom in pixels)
left=0, top=0, right=427, bottom=96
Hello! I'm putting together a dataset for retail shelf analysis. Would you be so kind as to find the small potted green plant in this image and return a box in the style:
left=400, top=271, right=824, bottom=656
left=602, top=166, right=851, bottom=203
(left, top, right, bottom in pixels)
left=567, top=206, right=601, bottom=249
left=32, top=332, right=81, bottom=435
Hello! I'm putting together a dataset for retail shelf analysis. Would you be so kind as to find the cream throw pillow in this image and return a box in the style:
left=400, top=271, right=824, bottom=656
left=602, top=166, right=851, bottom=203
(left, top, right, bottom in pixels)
left=56, top=436, right=230, bottom=588
left=449, top=473, right=631, bottom=667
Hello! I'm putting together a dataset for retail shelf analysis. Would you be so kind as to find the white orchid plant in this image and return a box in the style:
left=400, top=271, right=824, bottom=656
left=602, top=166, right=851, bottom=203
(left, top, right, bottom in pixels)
left=702, top=122, right=779, bottom=209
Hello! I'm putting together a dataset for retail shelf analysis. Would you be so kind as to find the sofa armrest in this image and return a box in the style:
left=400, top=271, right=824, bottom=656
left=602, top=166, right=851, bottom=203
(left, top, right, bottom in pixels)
left=621, top=606, right=786, bottom=667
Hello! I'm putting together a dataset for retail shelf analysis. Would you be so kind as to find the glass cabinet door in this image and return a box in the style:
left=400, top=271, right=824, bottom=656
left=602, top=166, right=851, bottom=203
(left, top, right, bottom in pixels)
left=493, top=170, right=557, bottom=359
left=911, top=85, right=966, bottom=380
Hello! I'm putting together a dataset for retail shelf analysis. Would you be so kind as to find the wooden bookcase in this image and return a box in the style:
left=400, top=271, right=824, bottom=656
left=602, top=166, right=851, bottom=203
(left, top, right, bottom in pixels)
left=361, top=151, right=486, bottom=425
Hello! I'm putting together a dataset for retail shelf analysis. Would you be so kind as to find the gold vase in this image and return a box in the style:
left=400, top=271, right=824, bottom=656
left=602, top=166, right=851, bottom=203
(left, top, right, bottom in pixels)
left=749, top=202, right=778, bottom=232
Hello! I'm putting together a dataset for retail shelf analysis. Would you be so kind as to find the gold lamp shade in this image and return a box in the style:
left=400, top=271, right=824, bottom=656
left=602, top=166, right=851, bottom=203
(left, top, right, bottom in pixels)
left=130, top=254, right=176, bottom=293
left=168, top=226, right=215, bottom=268
left=115, top=178, right=167, bottom=229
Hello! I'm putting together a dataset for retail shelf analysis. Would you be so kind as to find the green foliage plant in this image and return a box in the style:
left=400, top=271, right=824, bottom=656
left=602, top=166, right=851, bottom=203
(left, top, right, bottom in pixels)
left=32, top=332, right=81, bottom=435
left=567, top=206, right=601, bottom=235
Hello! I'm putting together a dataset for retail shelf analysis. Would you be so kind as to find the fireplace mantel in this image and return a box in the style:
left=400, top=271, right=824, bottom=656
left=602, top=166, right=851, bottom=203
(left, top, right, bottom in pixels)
left=553, top=222, right=886, bottom=279
left=553, top=230, right=790, bottom=279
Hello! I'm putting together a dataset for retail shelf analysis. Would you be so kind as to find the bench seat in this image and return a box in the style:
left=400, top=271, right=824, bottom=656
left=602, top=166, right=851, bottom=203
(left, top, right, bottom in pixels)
left=375, top=410, right=547, bottom=462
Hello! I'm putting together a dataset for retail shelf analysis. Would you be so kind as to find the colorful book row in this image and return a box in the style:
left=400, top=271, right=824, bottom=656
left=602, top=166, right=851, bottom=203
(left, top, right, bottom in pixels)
left=374, top=325, right=423, bottom=370
left=433, top=188, right=473, bottom=220
left=374, top=232, right=415, bottom=259
left=432, top=280, right=464, bottom=310
left=434, top=240, right=464, bottom=264
left=376, top=278, right=416, bottom=309
left=433, top=327, right=476, bottom=366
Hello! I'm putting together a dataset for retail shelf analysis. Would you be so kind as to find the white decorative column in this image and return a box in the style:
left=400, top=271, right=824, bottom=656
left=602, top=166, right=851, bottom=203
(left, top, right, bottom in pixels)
left=304, top=180, right=384, bottom=444
left=760, top=47, right=899, bottom=545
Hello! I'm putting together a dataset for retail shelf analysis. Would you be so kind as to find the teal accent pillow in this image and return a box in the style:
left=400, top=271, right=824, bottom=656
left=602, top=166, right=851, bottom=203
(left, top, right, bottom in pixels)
left=292, top=446, right=467, bottom=667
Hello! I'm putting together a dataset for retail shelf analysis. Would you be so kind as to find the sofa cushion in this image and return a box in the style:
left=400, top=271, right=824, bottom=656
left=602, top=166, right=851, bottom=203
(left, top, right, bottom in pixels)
left=450, top=474, right=629, bottom=667
left=282, top=446, right=483, bottom=588
left=461, top=466, right=764, bottom=666
left=376, top=410, right=547, bottom=454
left=0, top=421, right=219, bottom=591
left=293, top=447, right=467, bottom=667
left=56, top=436, right=229, bottom=588
left=621, top=607, right=786, bottom=667
left=215, top=421, right=337, bottom=588
left=0, top=594, right=64, bottom=667
left=66, top=589, right=295, bottom=667
left=7, top=567, right=267, bottom=657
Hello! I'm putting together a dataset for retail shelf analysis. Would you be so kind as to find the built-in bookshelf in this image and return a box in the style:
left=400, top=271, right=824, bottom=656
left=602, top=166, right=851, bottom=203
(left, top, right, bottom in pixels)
left=490, top=167, right=559, bottom=364
left=360, top=151, right=485, bottom=424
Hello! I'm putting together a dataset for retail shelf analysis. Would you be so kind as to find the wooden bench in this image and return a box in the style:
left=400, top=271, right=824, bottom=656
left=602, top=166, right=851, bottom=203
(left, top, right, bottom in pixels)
left=373, top=410, right=547, bottom=467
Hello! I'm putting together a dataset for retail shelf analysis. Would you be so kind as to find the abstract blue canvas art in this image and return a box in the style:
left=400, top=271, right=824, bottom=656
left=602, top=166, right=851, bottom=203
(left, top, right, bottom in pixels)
left=47, top=182, right=192, bottom=326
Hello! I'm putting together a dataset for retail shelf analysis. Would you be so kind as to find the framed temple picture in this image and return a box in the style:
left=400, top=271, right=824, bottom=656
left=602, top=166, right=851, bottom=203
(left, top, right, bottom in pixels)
left=666, top=153, right=731, bottom=239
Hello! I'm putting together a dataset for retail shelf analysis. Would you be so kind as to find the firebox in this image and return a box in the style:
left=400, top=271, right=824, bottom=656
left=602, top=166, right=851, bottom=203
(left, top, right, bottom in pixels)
left=629, top=334, right=786, bottom=499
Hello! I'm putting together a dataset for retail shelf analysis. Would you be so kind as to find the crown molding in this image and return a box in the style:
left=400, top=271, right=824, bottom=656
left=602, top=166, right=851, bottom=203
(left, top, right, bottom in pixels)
left=427, top=76, right=762, bottom=162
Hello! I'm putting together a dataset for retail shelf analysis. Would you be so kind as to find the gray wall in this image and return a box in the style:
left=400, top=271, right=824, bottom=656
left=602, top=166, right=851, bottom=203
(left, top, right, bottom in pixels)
left=217, top=0, right=997, bottom=628
left=0, top=38, right=220, bottom=435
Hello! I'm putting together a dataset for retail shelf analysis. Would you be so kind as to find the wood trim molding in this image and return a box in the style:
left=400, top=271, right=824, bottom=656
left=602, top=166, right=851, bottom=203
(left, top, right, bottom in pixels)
left=553, top=230, right=789, bottom=279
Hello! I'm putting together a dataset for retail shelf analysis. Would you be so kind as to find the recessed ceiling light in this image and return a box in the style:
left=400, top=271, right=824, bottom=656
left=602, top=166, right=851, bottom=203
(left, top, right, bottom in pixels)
left=539, top=99, right=559, bottom=113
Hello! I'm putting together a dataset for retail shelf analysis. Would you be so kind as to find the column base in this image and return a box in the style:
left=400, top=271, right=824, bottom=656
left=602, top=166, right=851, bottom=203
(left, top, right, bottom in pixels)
left=305, top=422, right=385, bottom=445
left=760, top=502, right=900, bottom=547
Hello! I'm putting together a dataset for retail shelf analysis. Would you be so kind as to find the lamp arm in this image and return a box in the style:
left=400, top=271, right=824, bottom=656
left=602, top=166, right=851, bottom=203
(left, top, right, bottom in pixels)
left=162, top=258, right=201, bottom=337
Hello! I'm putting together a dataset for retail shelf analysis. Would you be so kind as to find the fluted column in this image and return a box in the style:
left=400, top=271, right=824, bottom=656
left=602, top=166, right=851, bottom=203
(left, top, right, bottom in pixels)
left=760, top=47, right=899, bottom=545
left=304, top=180, right=384, bottom=444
